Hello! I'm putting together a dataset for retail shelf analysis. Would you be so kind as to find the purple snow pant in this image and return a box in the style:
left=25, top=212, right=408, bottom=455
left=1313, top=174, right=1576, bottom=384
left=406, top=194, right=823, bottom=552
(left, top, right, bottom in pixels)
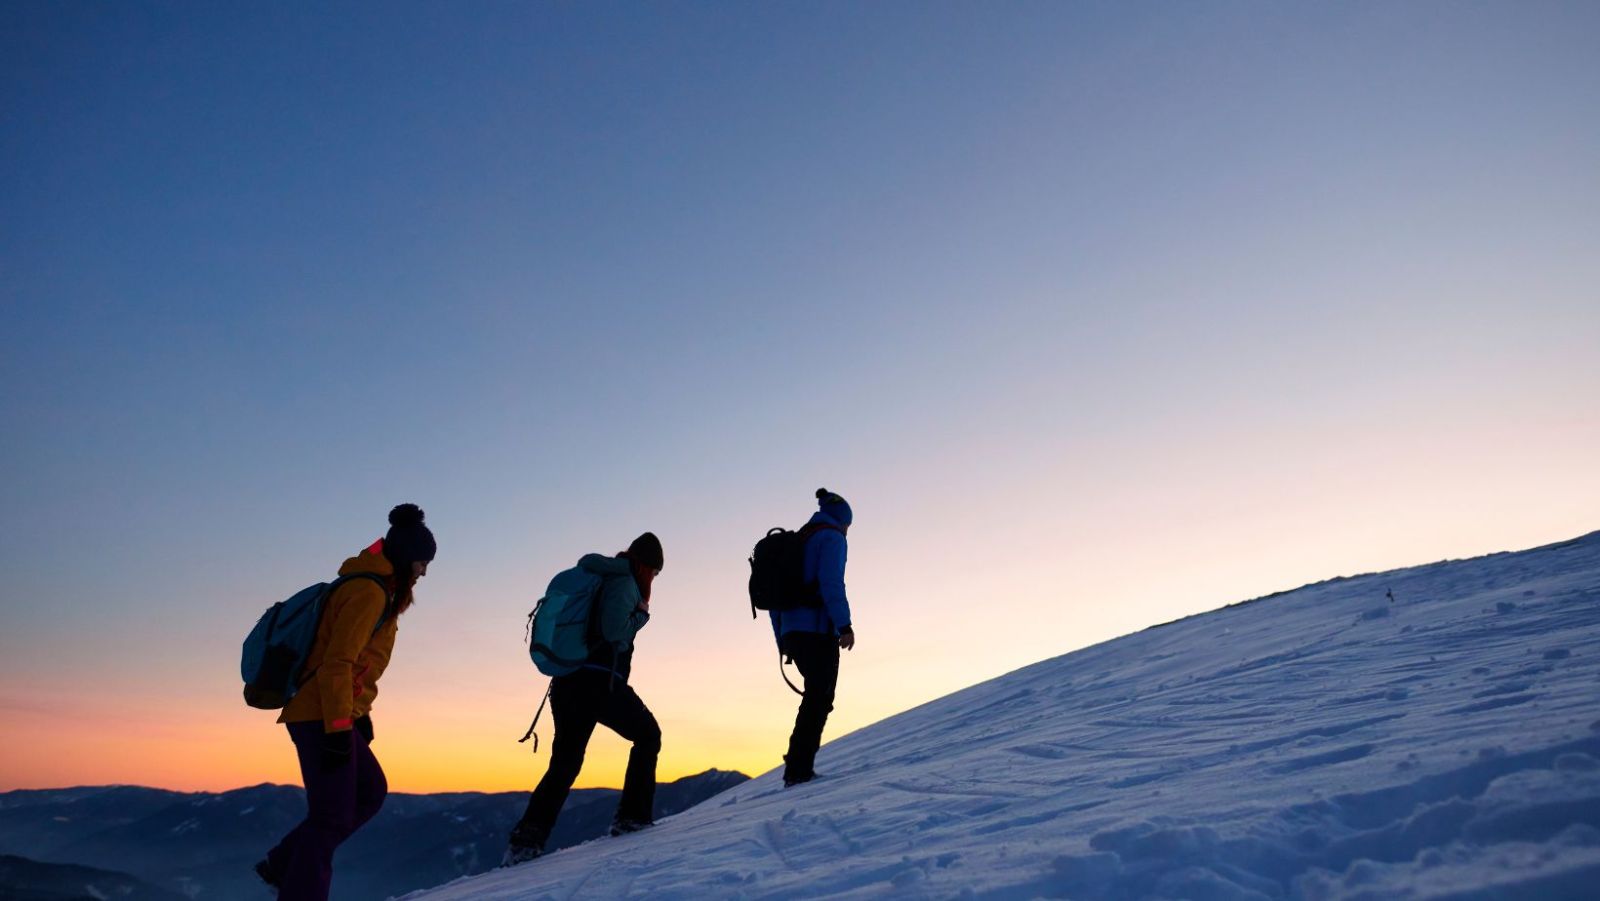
left=265, top=721, right=388, bottom=901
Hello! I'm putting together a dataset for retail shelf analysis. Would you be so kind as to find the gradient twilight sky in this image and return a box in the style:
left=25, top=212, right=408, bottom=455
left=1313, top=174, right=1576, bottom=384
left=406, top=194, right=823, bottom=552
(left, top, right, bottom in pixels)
left=2, top=2, right=1597, bottom=793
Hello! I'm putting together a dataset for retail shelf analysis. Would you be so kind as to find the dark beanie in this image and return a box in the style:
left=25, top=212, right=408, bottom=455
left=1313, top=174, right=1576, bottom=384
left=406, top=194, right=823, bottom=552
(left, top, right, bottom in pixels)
left=816, top=488, right=853, bottom=527
left=384, top=503, right=437, bottom=565
left=627, top=531, right=664, bottom=571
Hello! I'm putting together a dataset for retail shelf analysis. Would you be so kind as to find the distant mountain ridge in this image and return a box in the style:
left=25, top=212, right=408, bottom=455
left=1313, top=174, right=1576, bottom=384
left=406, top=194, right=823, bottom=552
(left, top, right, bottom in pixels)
left=0, top=854, right=187, bottom=901
left=0, top=769, right=749, bottom=900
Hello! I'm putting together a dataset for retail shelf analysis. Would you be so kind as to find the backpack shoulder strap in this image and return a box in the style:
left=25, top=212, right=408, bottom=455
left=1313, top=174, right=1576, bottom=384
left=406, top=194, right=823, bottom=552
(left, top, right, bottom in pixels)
left=293, top=572, right=392, bottom=691
left=585, top=569, right=628, bottom=688
left=585, top=569, right=620, bottom=647
left=330, top=572, right=396, bottom=636
left=798, top=522, right=843, bottom=542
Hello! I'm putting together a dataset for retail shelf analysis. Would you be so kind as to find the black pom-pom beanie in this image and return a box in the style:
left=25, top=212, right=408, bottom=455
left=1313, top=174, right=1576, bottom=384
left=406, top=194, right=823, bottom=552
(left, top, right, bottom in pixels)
left=384, top=503, right=437, bottom=567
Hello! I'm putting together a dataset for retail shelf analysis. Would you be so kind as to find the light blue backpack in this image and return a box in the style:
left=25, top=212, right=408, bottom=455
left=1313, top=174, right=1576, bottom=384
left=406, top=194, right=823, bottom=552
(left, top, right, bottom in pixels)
left=240, top=573, right=390, bottom=709
left=526, top=565, right=608, bottom=677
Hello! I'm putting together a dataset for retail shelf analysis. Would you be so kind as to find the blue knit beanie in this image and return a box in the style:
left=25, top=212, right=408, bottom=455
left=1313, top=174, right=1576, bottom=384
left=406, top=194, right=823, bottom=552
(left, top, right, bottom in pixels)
left=815, top=488, right=853, bottom=527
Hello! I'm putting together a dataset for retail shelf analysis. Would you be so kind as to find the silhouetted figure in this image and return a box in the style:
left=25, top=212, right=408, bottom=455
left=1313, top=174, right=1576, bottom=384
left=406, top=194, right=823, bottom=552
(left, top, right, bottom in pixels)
left=772, top=489, right=855, bottom=787
left=257, top=504, right=436, bottom=901
left=503, top=532, right=664, bottom=866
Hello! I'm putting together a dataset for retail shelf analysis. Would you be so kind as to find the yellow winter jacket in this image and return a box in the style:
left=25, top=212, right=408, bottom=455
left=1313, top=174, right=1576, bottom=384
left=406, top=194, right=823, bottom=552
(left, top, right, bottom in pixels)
left=278, top=547, right=399, bottom=733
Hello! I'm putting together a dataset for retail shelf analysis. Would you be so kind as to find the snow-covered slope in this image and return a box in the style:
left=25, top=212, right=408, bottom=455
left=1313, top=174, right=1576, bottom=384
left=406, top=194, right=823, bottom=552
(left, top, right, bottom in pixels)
left=411, top=532, right=1600, bottom=900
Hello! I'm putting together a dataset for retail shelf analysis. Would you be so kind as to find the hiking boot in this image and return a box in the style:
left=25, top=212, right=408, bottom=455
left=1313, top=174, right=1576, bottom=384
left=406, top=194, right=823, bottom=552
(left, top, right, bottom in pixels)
left=253, top=858, right=282, bottom=889
left=783, top=771, right=816, bottom=788
left=501, top=823, right=547, bottom=867
left=500, top=841, right=544, bottom=867
left=609, top=817, right=655, bottom=837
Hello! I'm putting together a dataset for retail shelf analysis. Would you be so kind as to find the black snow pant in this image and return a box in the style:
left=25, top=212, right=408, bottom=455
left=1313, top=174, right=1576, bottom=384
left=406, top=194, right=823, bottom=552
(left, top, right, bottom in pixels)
left=515, top=669, right=661, bottom=841
left=782, top=631, right=840, bottom=781
left=266, top=721, right=387, bottom=901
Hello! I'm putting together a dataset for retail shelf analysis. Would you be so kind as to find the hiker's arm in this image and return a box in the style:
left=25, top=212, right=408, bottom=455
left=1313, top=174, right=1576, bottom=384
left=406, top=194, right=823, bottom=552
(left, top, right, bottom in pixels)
left=354, top=619, right=397, bottom=709
left=816, top=531, right=852, bottom=631
left=627, top=603, right=650, bottom=635
left=599, top=577, right=648, bottom=644
left=316, top=581, right=386, bottom=733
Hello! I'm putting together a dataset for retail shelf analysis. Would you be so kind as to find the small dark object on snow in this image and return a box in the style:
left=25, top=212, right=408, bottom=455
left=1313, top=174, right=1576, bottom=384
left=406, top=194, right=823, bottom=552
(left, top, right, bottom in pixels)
left=611, top=817, right=655, bottom=836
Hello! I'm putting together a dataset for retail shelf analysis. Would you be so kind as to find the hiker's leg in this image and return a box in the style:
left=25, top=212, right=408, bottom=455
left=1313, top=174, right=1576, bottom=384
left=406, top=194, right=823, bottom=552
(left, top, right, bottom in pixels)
left=264, top=729, right=315, bottom=877
left=278, top=721, right=361, bottom=901
left=517, top=675, right=601, bottom=838
left=784, top=632, right=840, bottom=780
left=599, top=684, right=661, bottom=824
left=351, top=729, right=388, bottom=832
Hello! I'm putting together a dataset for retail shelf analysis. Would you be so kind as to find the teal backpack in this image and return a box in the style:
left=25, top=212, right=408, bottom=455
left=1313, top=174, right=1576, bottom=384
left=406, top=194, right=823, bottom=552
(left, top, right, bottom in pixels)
left=518, top=564, right=608, bottom=752
left=525, top=564, right=607, bottom=677
left=241, top=573, right=391, bottom=709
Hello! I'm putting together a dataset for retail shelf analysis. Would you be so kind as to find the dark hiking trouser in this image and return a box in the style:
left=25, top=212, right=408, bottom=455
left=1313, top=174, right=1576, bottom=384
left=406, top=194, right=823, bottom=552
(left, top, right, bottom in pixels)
left=515, top=669, right=661, bottom=840
left=267, top=721, right=388, bottom=901
left=782, top=631, right=840, bottom=781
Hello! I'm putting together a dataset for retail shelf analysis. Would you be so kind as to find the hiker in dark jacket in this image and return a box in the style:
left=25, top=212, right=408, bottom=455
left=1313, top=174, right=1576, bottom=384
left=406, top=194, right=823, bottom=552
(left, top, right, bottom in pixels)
left=771, top=489, right=855, bottom=786
left=503, top=532, right=664, bottom=866
left=257, top=504, right=436, bottom=901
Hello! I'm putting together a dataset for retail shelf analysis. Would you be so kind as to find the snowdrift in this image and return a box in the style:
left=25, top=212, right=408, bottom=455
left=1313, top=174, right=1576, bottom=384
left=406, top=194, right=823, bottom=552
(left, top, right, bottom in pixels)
left=409, top=533, right=1600, bottom=899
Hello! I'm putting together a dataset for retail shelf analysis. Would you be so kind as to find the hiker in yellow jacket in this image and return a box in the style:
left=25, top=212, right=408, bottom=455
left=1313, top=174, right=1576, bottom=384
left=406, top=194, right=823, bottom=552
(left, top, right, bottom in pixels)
left=257, top=504, right=437, bottom=901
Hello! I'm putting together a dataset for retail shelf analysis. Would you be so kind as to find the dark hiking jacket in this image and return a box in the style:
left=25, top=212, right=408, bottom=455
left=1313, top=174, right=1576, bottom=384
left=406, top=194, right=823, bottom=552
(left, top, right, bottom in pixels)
left=769, top=510, right=851, bottom=645
left=576, top=553, right=650, bottom=683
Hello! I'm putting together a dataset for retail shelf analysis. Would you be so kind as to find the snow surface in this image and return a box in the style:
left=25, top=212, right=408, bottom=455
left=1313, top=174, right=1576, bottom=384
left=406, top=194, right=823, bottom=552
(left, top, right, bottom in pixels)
left=407, top=533, right=1600, bottom=900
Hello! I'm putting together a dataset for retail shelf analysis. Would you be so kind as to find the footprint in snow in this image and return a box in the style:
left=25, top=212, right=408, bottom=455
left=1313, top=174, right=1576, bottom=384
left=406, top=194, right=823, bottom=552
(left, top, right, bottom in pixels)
left=1445, top=693, right=1539, bottom=715
left=1472, top=681, right=1533, bottom=699
left=1273, top=743, right=1376, bottom=774
left=1108, top=771, right=1173, bottom=789
left=1007, top=743, right=1073, bottom=760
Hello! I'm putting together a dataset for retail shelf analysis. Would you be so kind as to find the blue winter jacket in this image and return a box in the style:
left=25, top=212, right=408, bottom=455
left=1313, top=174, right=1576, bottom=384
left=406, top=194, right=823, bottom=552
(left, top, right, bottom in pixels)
left=770, top=511, right=851, bottom=646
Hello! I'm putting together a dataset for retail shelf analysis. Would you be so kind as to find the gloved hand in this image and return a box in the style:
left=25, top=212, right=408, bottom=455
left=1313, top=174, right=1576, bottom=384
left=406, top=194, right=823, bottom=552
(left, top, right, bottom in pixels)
left=354, top=715, right=374, bottom=743
left=838, top=626, right=856, bottom=651
left=321, top=729, right=352, bottom=772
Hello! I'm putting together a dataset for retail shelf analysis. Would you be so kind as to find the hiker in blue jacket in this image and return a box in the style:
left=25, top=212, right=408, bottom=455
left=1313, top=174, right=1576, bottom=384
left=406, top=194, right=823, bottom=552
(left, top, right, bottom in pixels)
left=771, top=488, right=855, bottom=786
